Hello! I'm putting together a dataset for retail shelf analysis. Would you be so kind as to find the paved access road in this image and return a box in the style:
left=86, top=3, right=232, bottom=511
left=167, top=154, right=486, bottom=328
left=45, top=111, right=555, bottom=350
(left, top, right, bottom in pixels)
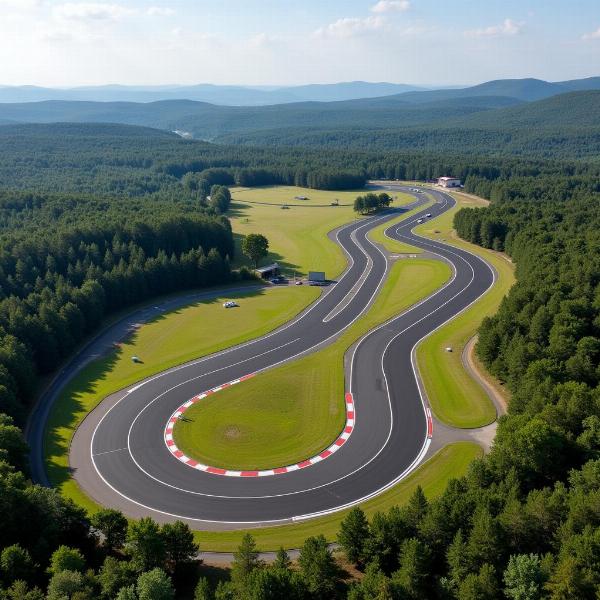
left=34, top=187, right=494, bottom=527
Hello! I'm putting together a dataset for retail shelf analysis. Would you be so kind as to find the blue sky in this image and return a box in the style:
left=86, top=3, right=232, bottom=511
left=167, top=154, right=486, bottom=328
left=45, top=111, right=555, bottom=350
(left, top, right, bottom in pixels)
left=1, top=0, right=599, bottom=86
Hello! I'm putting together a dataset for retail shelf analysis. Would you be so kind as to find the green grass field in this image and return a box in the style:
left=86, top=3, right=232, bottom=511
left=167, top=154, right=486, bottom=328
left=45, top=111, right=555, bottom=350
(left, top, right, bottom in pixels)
left=173, top=258, right=451, bottom=471
left=413, top=190, right=515, bottom=428
left=230, top=186, right=413, bottom=278
left=45, top=286, right=319, bottom=498
left=194, top=442, right=482, bottom=551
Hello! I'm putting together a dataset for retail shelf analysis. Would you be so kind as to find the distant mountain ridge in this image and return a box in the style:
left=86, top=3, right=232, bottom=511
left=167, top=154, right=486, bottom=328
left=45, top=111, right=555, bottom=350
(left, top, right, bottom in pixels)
left=1, top=76, right=599, bottom=106
left=0, top=81, right=425, bottom=106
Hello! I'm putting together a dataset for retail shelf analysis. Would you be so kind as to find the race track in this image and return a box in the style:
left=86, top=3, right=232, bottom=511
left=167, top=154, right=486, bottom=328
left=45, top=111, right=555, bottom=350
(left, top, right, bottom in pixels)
left=33, top=186, right=495, bottom=526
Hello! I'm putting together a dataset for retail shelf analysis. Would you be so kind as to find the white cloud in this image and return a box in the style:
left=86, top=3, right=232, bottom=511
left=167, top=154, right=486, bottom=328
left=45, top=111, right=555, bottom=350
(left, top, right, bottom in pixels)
left=467, top=18, right=523, bottom=38
left=582, top=27, right=600, bottom=40
left=0, top=0, right=36, bottom=7
left=0, top=0, right=41, bottom=10
left=314, top=16, right=386, bottom=39
left=54, top=3, right=135, bottom=22
left=41, top=29, right=75, bottom=43
left=249, top=32, right=270, bottom=48
left=371, top=0, right=410, bottom=13
left=146, top=6, right=175, bottom=17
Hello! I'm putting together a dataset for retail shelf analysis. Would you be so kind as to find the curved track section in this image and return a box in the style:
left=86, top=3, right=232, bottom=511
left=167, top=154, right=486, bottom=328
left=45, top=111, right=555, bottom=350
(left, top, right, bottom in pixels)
left=66, top=187, right=494, bottom=525
left=163, top=377, right=357, bottom=477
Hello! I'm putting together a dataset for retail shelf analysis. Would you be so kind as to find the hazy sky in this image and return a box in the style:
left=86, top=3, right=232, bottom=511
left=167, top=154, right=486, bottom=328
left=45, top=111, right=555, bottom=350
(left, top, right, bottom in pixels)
left=1, top=0, right=599, bottom=87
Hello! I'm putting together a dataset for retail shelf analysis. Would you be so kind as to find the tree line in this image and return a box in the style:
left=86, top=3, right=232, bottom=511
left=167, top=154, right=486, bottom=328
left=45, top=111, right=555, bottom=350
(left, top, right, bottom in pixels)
left=5, top=123, right=599, bottom=203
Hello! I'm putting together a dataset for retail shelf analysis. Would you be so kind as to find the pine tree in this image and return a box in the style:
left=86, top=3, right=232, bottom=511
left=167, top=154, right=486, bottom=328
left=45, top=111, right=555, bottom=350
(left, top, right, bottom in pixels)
left=231, top=533, right=262, bottom=588
left=273, top=547, right=291, bottom=570
left=338, top=507, right=370, bottom=565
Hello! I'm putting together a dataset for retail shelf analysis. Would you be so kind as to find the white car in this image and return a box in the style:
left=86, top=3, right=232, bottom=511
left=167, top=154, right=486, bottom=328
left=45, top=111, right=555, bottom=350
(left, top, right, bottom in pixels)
left=223, top=301, right=239, bottom=308
left=425, top=213, right=432, bottom=217
left=417, top=218, right=423, bottom=223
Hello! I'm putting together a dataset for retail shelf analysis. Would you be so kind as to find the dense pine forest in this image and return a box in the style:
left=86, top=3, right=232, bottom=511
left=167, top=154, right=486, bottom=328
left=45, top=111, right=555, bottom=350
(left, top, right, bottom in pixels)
left=0, top=122, right=599, bottom=598
left=218, top=124, right=600, bottom=160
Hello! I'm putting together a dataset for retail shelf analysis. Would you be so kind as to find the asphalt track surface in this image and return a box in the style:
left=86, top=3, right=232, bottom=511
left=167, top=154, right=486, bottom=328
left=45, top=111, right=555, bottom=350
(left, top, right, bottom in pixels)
left=34, top=186, right=495, bottom=526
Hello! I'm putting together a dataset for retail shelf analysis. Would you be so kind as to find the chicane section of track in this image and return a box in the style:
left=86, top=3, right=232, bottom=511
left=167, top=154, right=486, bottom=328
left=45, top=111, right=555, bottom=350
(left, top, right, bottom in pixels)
left=79, top=188, right=494, bottom=524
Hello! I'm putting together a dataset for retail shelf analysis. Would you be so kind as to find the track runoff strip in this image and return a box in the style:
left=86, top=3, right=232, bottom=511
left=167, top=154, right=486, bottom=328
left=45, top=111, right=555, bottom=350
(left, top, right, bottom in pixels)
left=163, top=374, right=361, bottom=477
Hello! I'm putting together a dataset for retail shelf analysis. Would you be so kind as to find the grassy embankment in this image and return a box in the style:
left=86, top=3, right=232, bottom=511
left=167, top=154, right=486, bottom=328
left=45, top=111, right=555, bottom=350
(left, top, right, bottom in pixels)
left=413, top=189, right=515, bottom=428
left=196, top=442, right=481, bottom=552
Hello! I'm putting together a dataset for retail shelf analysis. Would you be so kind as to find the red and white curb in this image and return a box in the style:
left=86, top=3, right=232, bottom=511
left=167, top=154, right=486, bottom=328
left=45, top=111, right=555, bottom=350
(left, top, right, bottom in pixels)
left=426, top=407, right=433, bottom=438
left=163, top=375, right=356, bottom=477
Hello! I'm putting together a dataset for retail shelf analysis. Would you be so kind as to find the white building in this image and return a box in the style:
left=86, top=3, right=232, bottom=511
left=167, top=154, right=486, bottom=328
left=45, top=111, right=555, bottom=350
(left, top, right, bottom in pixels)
left=437, top=176, right=462, bottom=188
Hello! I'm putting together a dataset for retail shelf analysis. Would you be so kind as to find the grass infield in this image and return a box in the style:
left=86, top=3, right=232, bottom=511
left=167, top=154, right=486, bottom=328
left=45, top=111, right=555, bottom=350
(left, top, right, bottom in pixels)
left=230, top=186, right=414, bottom=278
left=366, top=195, right=435, bottom=254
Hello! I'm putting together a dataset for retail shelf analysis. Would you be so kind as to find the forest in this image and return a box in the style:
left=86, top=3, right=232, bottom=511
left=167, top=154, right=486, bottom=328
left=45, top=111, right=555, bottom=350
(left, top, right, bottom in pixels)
left=0, top=122, right=599, bottom=597
left=1, top=123, right=600, bottom=201
left=218, top=124, right=600, bottom=160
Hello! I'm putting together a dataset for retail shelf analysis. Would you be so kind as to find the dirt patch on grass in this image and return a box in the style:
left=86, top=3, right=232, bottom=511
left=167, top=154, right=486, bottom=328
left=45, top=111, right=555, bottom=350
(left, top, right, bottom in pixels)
left=223, top=426, right=243, bottom=440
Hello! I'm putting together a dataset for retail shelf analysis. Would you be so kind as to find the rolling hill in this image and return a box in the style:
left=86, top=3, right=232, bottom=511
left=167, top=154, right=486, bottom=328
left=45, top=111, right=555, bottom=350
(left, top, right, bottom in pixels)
left=0, top=80, right=599, bottom=160
left=0, top=95, right=526, bottom=139
left=393, top=78, right=569, bottom=104
left=215, top=91, right=600, bottom=159
left=452, top=90, right=600, bottom=128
